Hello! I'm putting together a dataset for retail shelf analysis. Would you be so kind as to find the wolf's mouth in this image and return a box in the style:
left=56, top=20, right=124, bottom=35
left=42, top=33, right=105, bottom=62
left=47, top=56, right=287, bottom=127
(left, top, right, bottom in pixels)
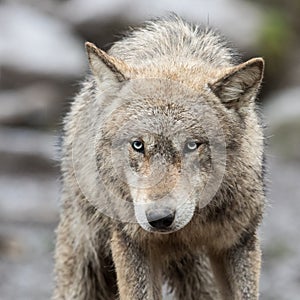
left=148, top=228, right=179, bottom=234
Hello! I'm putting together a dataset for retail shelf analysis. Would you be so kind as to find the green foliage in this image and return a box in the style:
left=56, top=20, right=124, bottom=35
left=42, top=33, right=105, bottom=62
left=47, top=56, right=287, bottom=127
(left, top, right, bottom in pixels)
left=257, top=9, right=292, bottom=73
left=245, top=0, right=300, bottom=94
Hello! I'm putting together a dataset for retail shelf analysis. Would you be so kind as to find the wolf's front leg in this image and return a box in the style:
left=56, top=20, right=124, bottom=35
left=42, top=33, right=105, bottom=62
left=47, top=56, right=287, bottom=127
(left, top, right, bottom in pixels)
left=53, top=216, right=117, bottom=300
left=209, top=233, right=261, bottom=300
left=111, top=228, right=162, bottom=300
left=166, top=252, right=220, bottom=300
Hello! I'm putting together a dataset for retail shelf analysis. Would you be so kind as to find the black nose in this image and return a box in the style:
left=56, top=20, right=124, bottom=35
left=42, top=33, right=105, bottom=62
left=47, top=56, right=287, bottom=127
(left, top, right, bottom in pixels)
left=146, top=208, right=175, bottom=230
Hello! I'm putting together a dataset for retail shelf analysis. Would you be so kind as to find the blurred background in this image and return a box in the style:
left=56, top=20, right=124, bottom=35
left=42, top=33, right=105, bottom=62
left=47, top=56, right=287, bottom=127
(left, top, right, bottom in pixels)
left=0, top=0, right=299, bottom=299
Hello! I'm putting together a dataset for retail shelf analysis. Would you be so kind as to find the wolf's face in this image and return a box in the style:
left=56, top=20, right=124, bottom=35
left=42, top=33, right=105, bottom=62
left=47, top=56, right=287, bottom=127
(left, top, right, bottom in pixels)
left=86, top=42, right=264, bottom=233
left=98, top=80, right=227, bottom=233
left=127, top=134, right=207, bottom=233
left=131, top=124, right=204, bottom=232
left=124, top=118, right=212, bottom=233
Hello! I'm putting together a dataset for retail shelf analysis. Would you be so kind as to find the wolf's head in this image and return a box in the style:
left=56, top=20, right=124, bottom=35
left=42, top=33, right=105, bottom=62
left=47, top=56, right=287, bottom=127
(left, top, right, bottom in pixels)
left=85, top=42, right=264, bottom=234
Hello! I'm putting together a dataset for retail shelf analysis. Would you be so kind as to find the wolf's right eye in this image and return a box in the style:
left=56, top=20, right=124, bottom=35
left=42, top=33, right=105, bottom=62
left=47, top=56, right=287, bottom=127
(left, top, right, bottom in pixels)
left=184, top=141, right=200, bottom=153
left=131, top=140, right=144, bottom=153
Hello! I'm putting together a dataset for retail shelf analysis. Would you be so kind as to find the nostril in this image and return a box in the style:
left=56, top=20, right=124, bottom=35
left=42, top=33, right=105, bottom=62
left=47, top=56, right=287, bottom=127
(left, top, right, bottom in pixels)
left=146, top=209, right=175, bottom=230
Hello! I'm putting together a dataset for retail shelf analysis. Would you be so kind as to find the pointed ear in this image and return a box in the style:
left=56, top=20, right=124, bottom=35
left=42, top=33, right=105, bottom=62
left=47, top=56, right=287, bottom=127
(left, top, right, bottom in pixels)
left=85, top=42, right=128, bottom=83
left=209, top=58, right=264, bottom=108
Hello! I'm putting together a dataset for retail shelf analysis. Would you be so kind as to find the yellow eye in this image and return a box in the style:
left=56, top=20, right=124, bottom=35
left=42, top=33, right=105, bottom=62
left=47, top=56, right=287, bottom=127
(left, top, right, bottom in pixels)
left=131, top=140, right=144, bottom=153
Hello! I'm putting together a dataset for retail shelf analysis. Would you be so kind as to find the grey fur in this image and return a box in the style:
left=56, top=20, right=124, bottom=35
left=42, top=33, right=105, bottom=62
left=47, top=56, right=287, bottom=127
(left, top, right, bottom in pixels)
left=53, top=16, right=265, bottom=300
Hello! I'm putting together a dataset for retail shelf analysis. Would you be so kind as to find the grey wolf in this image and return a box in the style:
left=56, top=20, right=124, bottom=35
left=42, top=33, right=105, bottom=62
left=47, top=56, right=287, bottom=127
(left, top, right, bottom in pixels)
left=53, top=16, right=265, bottom=300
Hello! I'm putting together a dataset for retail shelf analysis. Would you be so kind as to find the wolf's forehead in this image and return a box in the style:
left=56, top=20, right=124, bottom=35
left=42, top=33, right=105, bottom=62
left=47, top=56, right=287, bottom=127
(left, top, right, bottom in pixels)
left=146, top=134, right=177, bottom=151
left=127, top=109, right=197, bottom=137
left=121, top=79, right=205, bottom=109
left=114, top=103, right=210, bottom=143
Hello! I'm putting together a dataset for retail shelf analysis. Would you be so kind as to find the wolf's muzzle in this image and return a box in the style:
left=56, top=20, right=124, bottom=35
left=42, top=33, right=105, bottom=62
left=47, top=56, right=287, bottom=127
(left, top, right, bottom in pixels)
left=146, top=208, right=175, bottom=230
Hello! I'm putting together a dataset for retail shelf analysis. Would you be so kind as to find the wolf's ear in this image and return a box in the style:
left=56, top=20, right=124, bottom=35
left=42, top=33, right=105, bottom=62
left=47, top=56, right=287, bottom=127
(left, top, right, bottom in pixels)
left=209, top=58, right=264, bottom=108
left=85, top=42, right=128, bottom=83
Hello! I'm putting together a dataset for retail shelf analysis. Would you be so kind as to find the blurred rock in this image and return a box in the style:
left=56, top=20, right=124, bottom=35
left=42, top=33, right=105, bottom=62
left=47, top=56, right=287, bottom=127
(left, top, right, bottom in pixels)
left=264, top=87, right=300, bottom=128
left=0, top=84, right=63, bottom=127
left=287, top=51, right=300, bottom=87
left=260, top=159, right=300, bottom=300
left=4, top=0, right=62, bottom=15
left=0, top=234, right=23, bottom=260
left=59, top=0, right=263, bottom=50
left=0, top=126, right=59, bottom=223
left=0, top=126, right=57, bottom=162
left=0, top=224, right=55, bottom=300
left=264, top=87, right=300, bottom=161
left=0, top=174, right=59, bottom=224
left=0, top=2, right=86, bottom=79
left=0, top=126, right=58, bottom=174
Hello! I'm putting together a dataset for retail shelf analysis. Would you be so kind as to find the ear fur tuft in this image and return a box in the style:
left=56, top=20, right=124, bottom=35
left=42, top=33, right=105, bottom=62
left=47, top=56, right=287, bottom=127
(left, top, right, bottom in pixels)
left=85, top=42, right=127, bottom=83
left=209, top=58, right=265, bottom=108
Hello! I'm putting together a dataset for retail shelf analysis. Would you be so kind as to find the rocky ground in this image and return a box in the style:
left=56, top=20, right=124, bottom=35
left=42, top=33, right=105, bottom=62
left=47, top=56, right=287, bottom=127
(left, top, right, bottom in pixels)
left=0, top=0, right=299, bottom=299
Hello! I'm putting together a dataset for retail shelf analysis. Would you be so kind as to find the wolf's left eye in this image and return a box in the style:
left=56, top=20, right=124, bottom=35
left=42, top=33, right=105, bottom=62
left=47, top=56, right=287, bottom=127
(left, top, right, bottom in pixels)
left=131, top=140, right=144, bottom=153
left=184, top=141, right=200, bottom=153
